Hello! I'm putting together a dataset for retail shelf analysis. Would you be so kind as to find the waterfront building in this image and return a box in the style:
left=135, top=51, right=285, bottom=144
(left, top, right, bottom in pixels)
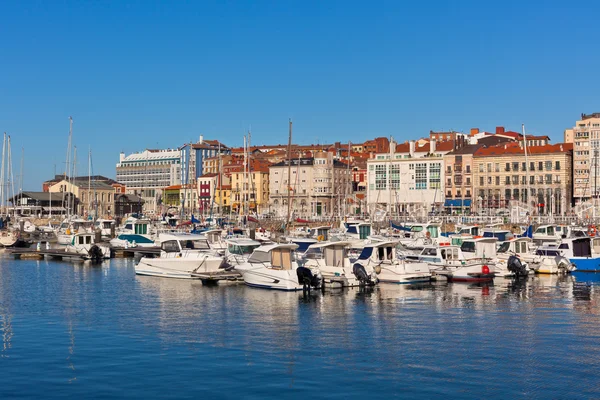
left=48, top=178, right=115, bottom=217
left=114, top=193, right=144, bottom=218
left=566, top=113, right=600, bottom=204
left=366, top=139, right=449, bottom=217
left=116, top=149, right=182, bottom=214
left=180, top=136, right=230, bottom=185
left=472, top=142, right=573, bottom=215
left=7, top=191, right=68, bottom=216
left=269, top=151, right=351, bottom=219
left=230, top=161, right=270, bottom=215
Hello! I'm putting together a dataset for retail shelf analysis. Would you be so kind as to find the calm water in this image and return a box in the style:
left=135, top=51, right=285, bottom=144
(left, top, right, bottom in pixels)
left=1, top=255, right=600, bottom=399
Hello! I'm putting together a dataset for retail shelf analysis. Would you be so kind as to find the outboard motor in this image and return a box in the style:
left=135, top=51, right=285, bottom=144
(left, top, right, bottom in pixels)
left=296, top=266, right=321, bottom=292
left=507, top=255, right=528, bottom=277
left=353, top=263, right=374, bottom=286
left=88, top=245, right=104, bottom=263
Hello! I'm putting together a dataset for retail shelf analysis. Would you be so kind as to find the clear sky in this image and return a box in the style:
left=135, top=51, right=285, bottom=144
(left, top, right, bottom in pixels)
left=1, top=0, right=598, bottom=190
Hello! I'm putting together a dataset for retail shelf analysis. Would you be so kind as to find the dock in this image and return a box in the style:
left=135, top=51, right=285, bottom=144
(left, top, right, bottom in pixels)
left=9, top=248, right=89, bottom=260
left=190, top=270, right=242, bottom=285
left=111, top=246, right=161, bottom=258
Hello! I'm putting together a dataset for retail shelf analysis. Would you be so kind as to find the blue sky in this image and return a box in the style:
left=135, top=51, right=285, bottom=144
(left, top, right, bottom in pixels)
left=1, top=0, right=598, bottom=190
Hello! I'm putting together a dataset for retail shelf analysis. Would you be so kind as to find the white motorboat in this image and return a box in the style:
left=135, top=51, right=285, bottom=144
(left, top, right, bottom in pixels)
left=497, top=237, right=574, bottom=274
left=235, top=243, right=321, bottom=291
left=94, top=218, right=115, bottom=238
left=408, top=245, right=496, bottom=283
left=302, top=240, right=378, bottom=288
left=135, top=233, right=224, bottom=279
left=65, top=232, right=111, bottom=260
left=459, top=237, right=530, bottom=278
left=354, top=240, right=430, bottom=284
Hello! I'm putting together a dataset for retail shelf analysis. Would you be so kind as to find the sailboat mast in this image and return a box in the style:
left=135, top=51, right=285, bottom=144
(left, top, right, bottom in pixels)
left=522, top=124, right=530, bottom=212
left=88, top=148, right=91, bottom=217
left=0, top=133, right=6, bottom=216
left=286, top=119, right=293, bottom=228
left=7, top=136, right=15, bottom=218
left=18, top=147, right=24, bottom=216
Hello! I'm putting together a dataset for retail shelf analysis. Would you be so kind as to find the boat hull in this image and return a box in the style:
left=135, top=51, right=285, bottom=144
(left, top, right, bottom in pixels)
left=570, top=257, right=600, bottom=272
left=236, top=267, right=305, bottom=291
left=135, top=255, right=224, bottom=279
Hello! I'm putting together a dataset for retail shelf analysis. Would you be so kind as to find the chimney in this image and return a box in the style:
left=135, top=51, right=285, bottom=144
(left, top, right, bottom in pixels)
left=560, top=144, right=563, bottom=151
left=430, top=139, right=436, bottom=154
left=199, top=135, right=204, bottom=144
left=470, top=128, right=479, bottom=136
left=389, top=138, right=396, bottom=155
left=496, top=126, right=505, bottom=135
left=119, top=152, right=125, bottom=162
left=409, top=140, right=416, bottom=158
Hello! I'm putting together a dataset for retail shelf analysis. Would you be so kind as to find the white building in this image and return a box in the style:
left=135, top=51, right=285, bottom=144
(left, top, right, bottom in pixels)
left=116, top=149, right=182, bottom=214
left=366, top=140, right=445, bottom=217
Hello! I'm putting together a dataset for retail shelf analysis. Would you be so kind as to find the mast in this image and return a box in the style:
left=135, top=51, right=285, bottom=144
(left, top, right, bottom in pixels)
left=63, top=117, right=73, bottom=219
left=7, top=136, right=15, bottom=218
left=19, top=147, right=24, bottom=216
left=285, top=119, right=293, bottom=230
left=88, top=148, right=91, bottom=217
left=72, top=146, right=77, bottom=216
left=0, top=133, right=6, bottom=216
left=346, top=141, right=351, bottom=217
left=522, top=124, right=530, bottom=213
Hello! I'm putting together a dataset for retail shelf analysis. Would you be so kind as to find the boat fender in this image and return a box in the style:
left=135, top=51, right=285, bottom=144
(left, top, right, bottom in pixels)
left=317, top=235, right=324, bottom=242
left=374, top=265, right=382, bottom=274
left=482, top=265, right=490, bottom=274
left=36, top=242, right=41, bottom=251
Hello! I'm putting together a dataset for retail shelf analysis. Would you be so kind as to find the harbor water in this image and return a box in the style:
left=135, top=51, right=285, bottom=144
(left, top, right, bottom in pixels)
left=1, top=255, right=600, bottom=399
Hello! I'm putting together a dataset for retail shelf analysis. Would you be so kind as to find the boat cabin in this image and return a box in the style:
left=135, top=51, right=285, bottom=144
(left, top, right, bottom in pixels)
left=407, top=245, right=466, bottom=265
left=248, top=244, right=298, bottom=270
left=345, top=222, right=372, bottom=240
left=304, top=241, right=353, bottom=264
left=481, top=229, right=513, bottom=242
left=497, top=237, right=534, bottom=255
left=536, top=237, right=592, bottom=258
left=123, top=218, right=150, bottom=235
left=159, top=233, right=211, bottom=253
left=456, top=225, right=480, bottom=236
left=71, top=233, right=94, bottom=246
left=355, top=241, right=399, bottom=263
left=460, top=237, right=497, bottom=260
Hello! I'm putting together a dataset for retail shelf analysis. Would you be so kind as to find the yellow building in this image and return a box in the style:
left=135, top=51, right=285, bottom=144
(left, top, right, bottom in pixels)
left=473, top=142, right=573, bottom=215
left=229, top=162, right=270, bottom=214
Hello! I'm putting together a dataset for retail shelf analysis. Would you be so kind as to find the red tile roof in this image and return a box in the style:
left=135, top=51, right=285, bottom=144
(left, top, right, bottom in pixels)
left=474, top=142, right=572, bottom=157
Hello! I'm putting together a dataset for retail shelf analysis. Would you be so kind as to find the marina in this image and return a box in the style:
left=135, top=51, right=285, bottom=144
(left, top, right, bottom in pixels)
left=1, top=255, right=600, bottom=398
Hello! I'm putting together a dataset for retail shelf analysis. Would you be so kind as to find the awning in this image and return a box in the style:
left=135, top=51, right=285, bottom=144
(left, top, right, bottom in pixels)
left=43, top=207, right=66, bottom=211
left=444, top=199, right=472, bottom=207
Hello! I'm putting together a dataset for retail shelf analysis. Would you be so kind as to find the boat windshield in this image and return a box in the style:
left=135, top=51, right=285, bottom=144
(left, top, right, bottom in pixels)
left=228, top=244, right=260, bottom=255
left=498, top=242, right=510, bottom=253
left=179, top=239, right=210, bottom=250
left=303, top=247, right=323, bottom=260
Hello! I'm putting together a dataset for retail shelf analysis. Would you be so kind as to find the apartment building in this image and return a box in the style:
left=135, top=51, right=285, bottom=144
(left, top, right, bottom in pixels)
left=116, top=148, right=181, bottom=213
left=567, top=113, right=600, bottom=203
left=269, top=151, right=351, bottom=218
left=366, top=140, right=448, bottom=216
left=473, top=142, right=573, bottom=215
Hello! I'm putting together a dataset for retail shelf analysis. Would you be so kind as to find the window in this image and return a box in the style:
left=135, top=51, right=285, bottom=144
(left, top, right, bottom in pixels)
left=495, top=163, right=500, bottom=172
left=479, top=164, right=484, bottom=173
left=495, top=176, right=500, bottom=186
left=545, top=161, right=552, bottom=171
left=505, top=163, right=510, bottom=172
left=512, top=162, right=519, bottom=171
left=487, top=176, right=492, bottom=185
left=512, top=176, right=518, bottom=184
left=390, top=165, right=400, bottom=189
left=530, top=176, right=534, bottom=184
left=447, top=178, right=452, bottom=186
left=375, top=165, right=387, bottom=190
left=538, top=161, right=543, bottom=171
left=530, top=162, right=535, bottom=171
left=505, top=176, right=510, bottom=184
left=545, top=174, right=552, bottom=184
left=505, top=189, right=511, bottom=199
left=480, top=177, right=484, bottom=185
left=487, top=163, right=492, bottom=173
left=555, top=161, right=561, bottom=170
left=429, top=163, right=441, bottom=189
left=415, top=163, right=428, bottom=190
left=466, top=178, right=471, bottom=185
left=466, top=165, right=471, bottom=173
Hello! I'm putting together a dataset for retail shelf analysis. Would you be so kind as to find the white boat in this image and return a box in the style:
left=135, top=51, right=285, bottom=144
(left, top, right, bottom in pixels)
left=408, top=245, right=496, bottom=283
left=0, top=231, right=19, bottom=247
left=460, top=237, right=530, bottom=278
left=235, top=243, right=321, bottom=291
left=110, top=216, right=156, bottom=248
left=537, top=237, right=599, bottom=272
left=135, top=233, right=225, bottom=279
left=94, top=218, right=115, bottom=238
left=65, top=232, right=111, bottom=260
left=302, top=240, right=378, bottom=288
left=357, top=240, right=431, bottom=284
left=396, top=222, right=451, bottom=249
left=497, top=237, right=574, bottom=274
